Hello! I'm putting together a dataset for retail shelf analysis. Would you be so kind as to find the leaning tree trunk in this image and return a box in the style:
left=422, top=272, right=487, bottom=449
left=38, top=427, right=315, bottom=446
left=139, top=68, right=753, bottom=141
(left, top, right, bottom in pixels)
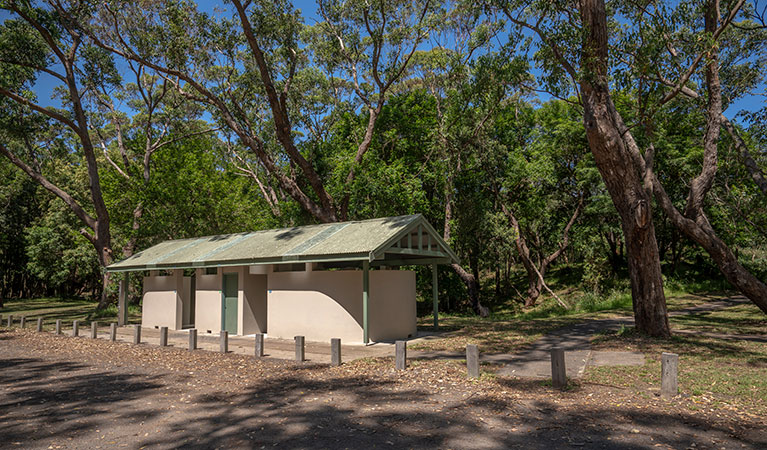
left=648, top=0, right=767, bottom=314
left=580, top=0, right=670, bottom=337
left=525, top=268, right=544, bottom=307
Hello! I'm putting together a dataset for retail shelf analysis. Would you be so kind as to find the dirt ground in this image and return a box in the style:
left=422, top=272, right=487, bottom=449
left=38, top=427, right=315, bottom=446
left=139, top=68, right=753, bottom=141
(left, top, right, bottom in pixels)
left=1, top=329, right=765, bottom=449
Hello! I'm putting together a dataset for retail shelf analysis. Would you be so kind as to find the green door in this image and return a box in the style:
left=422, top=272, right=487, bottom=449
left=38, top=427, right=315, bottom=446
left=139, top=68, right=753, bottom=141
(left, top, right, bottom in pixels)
left=222, top=273, right=238, bottom=334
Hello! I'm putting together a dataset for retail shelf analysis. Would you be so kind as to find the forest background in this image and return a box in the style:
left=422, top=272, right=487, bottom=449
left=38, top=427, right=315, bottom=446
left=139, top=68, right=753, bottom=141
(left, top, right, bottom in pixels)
left=1, top=0, right=766, bottom=335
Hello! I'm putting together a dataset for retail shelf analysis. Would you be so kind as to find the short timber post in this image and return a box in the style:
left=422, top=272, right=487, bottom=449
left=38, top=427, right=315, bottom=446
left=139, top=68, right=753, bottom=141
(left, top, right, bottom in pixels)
left=189, top=329, right=197, bottom=351
left=110, top=323, right=117, bottom=341
left=551, top=347, right=567, bottom=390
left=20, top=316, right=26, bottom=329
left=432, top=263, right=439, bottom=329
left=7, top=315, right=12, bottom=327
left=160, top=327, right=168, bottom=347
left=0, top=314, right=3, bottom=326
left=661, top=352, right=679, bottom=399
left=118, top=276, right=128, bottom=327
left=72, top=320, right=79, bottom=337
left=362, top=260, right=370, bottom=345
left=466, top=344, right=480, bottom=378
left=330, top=338, right=341, bottom=367
left=36, top=317, right=43, bottom=332
left=255, top=333, right=264, bottom=357
left=395, top=340, right=407, bottom=370
left=220, top=331, right=228, bottom=353
left=55, top=319, right=62, bottom=335
left=91, top=322, right=98, bottom=339
left=295, top=335, right=305, bottom=362
left=133, top=324, right=141, bottom=344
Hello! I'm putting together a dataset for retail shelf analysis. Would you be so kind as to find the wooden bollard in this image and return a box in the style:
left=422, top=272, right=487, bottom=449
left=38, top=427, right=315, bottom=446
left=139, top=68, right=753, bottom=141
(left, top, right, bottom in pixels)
left=7, top=315, right=12, bottom=327
left=55, top=319, right=62, bottom=335
left=330, top=338, right=341, bottom=367
left=551, top=347, right=567, bottom=390
left=133, top=324, right=141, bottom=344
left=466, top=344, right=480, bottom=378
left=189, top=329, right=197, bottom=351
left=255, top=333, right=264, bottom=357
left=91, top=322, right=98, bottom=339
left=0, top=314, right=3, bottom=326
left=109, top=323, right=117, bottom=341
left=20, top=316, right=26, bottom=328
left=220, top=331, right=228, bottom=353
left=36, top=317, right=43, bottom=332
left=72, top=320, right=79, bottom=337
left=160, top=327, right=168, bottom=347
left=661, top=352, right=679, bottom=399
left=295, top=336, right=305, bottom=362
left=395, top=340, right=407, bottom=370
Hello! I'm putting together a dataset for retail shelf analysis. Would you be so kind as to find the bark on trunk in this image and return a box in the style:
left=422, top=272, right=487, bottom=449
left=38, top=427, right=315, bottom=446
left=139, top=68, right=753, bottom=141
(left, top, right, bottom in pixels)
left=580, top=0, right=670, bottom=336
left=647, top=0, right=767, bottom=314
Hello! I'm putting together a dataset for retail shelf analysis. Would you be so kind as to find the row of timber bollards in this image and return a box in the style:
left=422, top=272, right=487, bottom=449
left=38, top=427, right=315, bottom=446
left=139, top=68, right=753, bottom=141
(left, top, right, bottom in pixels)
left=1, top=314, right=121, bottom=341
left=0, top=313, right=680, bottom=395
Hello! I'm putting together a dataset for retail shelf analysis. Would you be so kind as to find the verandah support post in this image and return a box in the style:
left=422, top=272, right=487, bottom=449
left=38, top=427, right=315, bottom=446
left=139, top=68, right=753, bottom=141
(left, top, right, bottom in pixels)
left=363, top=260, right=370, bottom=345
left=118, top=276, right=128, bottom=327
left=432, top=263, right=439, bottom=329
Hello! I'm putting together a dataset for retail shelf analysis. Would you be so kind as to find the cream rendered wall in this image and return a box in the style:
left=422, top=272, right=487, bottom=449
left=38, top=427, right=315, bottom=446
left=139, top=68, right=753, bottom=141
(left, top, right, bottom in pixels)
left=142, top=271, right=183, bottom=330
left=368, top=270, right=417, bottom=342
left=195, top=268, right=222, bottom=334
left=267, top=269, right=416, bottom=343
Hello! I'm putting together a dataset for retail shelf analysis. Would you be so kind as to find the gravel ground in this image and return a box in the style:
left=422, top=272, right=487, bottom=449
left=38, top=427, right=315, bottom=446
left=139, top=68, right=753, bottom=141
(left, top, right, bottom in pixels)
left=0, top=328, right=765, bottom=449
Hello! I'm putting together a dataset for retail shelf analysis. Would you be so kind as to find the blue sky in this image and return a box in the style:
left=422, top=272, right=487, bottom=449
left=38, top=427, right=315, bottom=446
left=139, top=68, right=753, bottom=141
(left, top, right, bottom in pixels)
left=2, top=0, right=763, bottom=122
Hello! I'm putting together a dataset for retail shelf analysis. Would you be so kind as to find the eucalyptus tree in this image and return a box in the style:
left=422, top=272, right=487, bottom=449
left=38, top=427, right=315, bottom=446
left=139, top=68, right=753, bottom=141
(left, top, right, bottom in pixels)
left=495, top=0, right=767, bottom=335
left=88, top=60, right=217, bottom=258
left=406, top=12, right=514, bottom=315
left=0, top=0, right=118, bottom=306
left=89, top=0, right=441, bottom=223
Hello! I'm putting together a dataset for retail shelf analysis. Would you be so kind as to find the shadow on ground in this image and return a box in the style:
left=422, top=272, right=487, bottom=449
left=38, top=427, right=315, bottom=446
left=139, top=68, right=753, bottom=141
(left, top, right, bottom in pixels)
left=1, top=331, right=764, bottom=449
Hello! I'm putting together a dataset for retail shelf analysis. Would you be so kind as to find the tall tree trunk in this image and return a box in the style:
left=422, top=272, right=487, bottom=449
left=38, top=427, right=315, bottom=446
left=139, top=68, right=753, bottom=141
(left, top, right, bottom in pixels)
left=580, top=0, right=670, bottom=336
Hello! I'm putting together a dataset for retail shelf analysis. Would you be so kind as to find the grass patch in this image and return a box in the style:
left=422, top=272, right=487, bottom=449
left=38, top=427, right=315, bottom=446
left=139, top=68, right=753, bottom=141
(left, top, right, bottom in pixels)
left=585, top=303, right=767, bottom=416
left=0, top=297, right=141, bottom=329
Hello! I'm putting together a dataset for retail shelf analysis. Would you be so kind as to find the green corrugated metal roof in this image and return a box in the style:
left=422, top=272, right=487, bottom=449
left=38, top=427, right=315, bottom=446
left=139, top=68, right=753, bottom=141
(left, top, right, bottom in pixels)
left=106, top=214, right=459, bottom=272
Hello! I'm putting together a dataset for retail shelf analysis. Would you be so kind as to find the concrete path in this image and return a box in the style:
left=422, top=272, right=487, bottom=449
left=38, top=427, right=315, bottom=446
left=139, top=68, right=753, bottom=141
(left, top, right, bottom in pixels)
left=496, top=296, right=751, bottom=379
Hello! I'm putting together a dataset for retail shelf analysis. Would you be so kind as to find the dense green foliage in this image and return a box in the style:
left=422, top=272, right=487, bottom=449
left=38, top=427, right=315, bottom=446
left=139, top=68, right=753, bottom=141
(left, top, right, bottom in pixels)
left=0, top=0, right=765, bottom=316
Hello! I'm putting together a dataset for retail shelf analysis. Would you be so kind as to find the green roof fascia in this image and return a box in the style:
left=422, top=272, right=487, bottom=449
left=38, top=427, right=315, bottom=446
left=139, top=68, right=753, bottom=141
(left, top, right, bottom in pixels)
left=106, top=252, right=373, bottom=273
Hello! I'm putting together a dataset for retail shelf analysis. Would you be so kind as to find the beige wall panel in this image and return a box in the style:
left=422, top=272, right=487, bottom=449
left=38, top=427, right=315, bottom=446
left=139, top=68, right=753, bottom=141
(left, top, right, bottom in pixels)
left=369, top=270, right=417, bottom=342
left=195, top=269, right=222, bottom=334
left=142, top=271, right=183, bottom=330
left=267, top=270, right=416, bottom=343
left=268, top=270, right=362, bottom=342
